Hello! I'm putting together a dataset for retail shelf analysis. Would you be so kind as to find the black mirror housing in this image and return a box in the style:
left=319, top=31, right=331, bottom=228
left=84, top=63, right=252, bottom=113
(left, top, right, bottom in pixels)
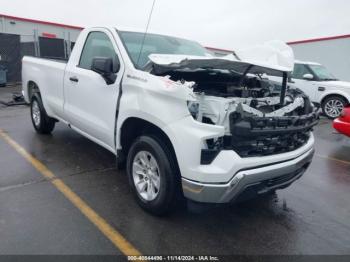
left=91, top=57, right=119, bottom=85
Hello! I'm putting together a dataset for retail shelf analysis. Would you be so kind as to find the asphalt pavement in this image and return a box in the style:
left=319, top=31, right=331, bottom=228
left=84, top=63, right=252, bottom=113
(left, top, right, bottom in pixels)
left=0, top=85, right=349, bottom=256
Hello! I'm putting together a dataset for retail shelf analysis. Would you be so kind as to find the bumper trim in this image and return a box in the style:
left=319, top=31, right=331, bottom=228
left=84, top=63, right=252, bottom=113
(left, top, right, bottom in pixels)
left=182, top=148, right=314, bottom=203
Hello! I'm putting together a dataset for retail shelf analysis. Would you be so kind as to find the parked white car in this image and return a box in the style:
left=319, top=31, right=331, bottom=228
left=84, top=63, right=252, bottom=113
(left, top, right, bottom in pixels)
left=22, top=27, right=317, bottom=215
left=289, top=61, right=350, bottom=118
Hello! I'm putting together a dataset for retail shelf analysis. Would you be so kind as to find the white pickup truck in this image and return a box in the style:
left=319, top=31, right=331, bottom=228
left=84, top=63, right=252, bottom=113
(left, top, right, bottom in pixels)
left=22, top=27, right=317, bottom=215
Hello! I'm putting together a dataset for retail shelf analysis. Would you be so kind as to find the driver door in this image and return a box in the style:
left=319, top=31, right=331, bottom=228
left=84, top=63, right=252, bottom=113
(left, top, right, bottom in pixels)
left=64, top=30, right=124, bottom=150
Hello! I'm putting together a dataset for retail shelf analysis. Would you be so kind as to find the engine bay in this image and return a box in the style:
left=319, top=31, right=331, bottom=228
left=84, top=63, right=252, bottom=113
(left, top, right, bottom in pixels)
left=153, top=67, right=319, bottom=159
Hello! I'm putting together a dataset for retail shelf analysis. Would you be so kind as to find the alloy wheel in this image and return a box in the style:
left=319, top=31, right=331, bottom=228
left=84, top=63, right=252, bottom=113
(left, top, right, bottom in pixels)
left=132, top=151, right=161, bottom=201
left=32, top=100, right=41, bottom=127
left=325, top=99, right=344, bottom=118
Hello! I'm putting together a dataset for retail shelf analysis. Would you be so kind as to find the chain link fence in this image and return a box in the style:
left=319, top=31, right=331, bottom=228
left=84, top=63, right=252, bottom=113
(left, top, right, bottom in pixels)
left=0, top=30, right=74, bottom=84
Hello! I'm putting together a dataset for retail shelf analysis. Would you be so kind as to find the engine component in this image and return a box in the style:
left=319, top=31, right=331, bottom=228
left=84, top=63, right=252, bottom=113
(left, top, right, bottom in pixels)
left=166, top=66, right=319, bottom=158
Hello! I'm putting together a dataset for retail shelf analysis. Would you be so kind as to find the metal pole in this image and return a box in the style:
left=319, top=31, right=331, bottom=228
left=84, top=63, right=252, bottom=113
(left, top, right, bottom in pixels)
left=33, top=29, right=40, bottom=57
left=66, top=31, right=71, bottom=58
left=1, top=17, right=5, bottom=33
left=280, top=72, right=288, bottom=105
left=63, top=31, right=67, bottom=59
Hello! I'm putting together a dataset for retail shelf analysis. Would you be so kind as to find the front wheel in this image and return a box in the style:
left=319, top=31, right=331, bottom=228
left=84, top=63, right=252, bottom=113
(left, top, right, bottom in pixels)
left=322, top=96, right=346, bottom=119
left=126, top=135, right=179, bottom=215
left=30, top=93, right=56, bottom=134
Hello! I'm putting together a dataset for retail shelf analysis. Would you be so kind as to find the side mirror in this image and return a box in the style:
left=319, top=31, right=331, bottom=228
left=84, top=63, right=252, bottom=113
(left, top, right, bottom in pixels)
left=302, top=73, right=314, bottom=80
left=91, top=57, right=119, bottom=85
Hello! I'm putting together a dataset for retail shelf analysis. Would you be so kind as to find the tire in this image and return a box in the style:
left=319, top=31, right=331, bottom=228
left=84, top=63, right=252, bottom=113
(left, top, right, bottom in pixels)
left=30, top=93, right=55, bottom=134
left=322, top=96, right=346, bottom=119
left=126, top=135, right=179, bottom=215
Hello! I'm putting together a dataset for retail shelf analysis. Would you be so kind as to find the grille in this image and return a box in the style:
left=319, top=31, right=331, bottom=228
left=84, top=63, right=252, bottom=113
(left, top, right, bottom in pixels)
left=227, top=112, right=319, bottom=157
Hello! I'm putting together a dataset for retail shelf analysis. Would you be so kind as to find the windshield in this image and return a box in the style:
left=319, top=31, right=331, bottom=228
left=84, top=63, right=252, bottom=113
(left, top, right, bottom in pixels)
left=309, top=64, right=337, bottom=81
left=119, top=31, right=211, bottom=68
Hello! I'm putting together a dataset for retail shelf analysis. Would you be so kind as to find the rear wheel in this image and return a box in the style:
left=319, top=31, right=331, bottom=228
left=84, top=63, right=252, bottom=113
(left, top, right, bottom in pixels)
left=322, top=96, right=346, bottom=119
left=126, top=135, right=179, bottom=215
left=30, top=93, right=55, bottom=134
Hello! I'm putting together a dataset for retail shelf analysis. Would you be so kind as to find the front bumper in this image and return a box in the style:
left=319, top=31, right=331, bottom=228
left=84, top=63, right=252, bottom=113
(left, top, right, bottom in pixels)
left=182, top=147, right=314, bottom=203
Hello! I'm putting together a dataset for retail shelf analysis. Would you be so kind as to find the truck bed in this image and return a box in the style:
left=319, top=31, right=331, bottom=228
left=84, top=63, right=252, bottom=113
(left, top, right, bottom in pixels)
left=22, top=56, right=67, bottom=117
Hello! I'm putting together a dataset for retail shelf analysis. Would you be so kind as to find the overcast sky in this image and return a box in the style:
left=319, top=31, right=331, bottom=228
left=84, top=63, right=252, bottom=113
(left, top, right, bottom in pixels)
left=1, top=0, right=349, bottom=50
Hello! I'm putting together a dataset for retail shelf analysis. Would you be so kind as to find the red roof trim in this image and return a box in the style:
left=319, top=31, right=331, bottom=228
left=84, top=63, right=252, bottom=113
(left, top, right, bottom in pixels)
left=288, top=34, right=350, bottom=45
left=0, top=13, right=83, bottom=30
left=1, top=14, right=236, bottom=53
left=42, top=32, right=57, bottom=38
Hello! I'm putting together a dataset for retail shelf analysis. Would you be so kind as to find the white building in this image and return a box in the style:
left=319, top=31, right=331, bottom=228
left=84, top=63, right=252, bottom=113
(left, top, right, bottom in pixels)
left=0, top=13, right=82, bottom=49
left=288, top=35, right=350, bottom=81
left=0, top=14, right=234, bottom=83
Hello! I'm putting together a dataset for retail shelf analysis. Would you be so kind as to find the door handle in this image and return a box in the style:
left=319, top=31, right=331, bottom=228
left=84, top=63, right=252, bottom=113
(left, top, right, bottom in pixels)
left=69, top=76, right=79, bottom=82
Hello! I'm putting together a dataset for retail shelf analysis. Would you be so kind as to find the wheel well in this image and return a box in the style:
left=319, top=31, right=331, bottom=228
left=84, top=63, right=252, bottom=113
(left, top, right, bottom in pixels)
left=120, top=117, right=179, bottom=170
left=321, top=94, right=349, bottom=106
left=27, top=81, right=40, bottom=100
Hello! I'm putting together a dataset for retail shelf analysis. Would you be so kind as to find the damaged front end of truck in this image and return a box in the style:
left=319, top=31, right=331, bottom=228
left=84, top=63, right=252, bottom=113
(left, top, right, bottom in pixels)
left=145, top=42, right=319, bottom=163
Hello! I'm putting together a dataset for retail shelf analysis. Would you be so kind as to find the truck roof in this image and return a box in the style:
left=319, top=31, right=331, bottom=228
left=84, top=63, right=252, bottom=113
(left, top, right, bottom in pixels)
left=84, top=26, right=179, bottom=38
left=294, top=60, right=321, bottom=66
left=115, top=26, right=203, bottom=45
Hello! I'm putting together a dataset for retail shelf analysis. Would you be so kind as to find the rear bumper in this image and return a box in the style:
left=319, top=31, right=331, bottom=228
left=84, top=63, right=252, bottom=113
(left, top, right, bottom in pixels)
left=333, top=118, right=350, bottom=137
left=182, top=147, right=314, bottom=203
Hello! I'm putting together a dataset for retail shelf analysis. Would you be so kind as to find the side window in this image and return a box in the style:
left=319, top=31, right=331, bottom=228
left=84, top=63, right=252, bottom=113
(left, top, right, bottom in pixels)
left=79, top=31, right=119, bottom=72
left=292, top=64, right=310, bottom=79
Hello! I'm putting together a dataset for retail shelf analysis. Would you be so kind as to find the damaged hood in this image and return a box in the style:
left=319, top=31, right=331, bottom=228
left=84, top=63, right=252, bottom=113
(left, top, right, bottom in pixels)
left=147, top=40, right=294, bottom=76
